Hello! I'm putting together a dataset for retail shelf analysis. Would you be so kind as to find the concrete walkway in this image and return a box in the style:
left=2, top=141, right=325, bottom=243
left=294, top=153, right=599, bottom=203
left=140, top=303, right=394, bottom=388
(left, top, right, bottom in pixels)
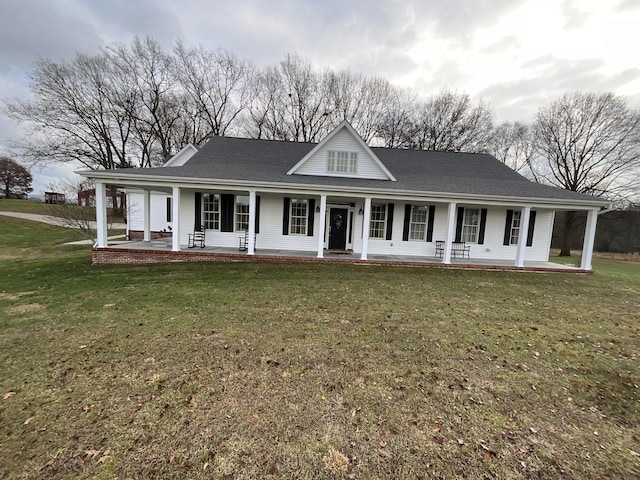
left=0, top=211, right=126, bottom=229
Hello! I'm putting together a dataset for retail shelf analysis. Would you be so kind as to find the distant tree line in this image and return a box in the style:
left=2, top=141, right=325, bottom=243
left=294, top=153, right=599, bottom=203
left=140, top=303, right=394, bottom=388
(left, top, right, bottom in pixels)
left=4, top=36, right=640, bottom=254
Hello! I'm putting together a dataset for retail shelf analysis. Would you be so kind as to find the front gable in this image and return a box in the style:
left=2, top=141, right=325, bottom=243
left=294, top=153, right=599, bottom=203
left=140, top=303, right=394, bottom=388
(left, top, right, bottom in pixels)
left=163, top=144, right=198, bottom=167
left=287, top=121, right=396, bottom=181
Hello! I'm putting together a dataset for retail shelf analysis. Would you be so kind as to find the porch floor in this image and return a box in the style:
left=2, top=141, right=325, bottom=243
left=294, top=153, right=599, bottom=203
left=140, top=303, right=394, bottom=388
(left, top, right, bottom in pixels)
left=97, top=238, right=586, bottom=272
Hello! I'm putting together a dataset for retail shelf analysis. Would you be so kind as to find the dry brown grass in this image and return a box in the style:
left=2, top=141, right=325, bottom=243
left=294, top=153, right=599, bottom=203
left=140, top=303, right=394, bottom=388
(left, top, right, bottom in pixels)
left=1, top=218, right=639, bottom=479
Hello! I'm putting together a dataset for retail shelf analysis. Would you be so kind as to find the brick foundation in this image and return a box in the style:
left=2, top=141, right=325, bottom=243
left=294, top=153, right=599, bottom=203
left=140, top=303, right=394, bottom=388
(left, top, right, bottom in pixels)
left=91, top=247, right=592, bottom=273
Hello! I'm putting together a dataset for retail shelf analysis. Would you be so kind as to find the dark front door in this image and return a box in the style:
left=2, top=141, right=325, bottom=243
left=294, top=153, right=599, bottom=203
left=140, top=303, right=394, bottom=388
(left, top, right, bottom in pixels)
left=328, top=208, right=348, bottom=250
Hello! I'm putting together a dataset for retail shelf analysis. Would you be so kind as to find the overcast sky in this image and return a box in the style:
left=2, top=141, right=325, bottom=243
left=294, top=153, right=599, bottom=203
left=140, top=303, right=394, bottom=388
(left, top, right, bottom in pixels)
left=1, top=0, right=639, bottom=194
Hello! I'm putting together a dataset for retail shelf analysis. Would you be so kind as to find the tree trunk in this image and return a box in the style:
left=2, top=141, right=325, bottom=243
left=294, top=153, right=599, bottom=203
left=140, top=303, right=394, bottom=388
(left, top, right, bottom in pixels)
left=559, top=211, right=575, bottom=256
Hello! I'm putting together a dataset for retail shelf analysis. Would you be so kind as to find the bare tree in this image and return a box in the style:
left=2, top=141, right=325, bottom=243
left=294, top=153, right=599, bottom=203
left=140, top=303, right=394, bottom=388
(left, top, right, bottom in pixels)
left=5, top=53, right=137, bottom=171
left=245, top=54, right=336, bottom=142
left=533, top=91, right=640, bottom=255
left=44, top=177, right=117, bottom=241
left=487, top=121, right=536, bottom=175
left=108, top=36, right=184, bottom=166
left=406, top=90, right=494, bottom=152
left=174, top=41, right=254, bottom=139
left=328, top=71, right=394, bottom=143
left=376, top=87, right=416, bottom=148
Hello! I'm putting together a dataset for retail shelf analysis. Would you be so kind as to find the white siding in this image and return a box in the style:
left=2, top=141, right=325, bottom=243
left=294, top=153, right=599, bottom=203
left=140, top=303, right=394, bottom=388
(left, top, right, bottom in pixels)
left=294, top=130, right=389, bottom=180
left=127, top=192, right=172, bottom=233
left=175, top=191, right=555, bottom=261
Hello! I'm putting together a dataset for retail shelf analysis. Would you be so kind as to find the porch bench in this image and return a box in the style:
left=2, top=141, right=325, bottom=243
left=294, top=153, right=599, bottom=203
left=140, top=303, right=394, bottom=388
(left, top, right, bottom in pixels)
left=187, top=227, right=205, bottom=248
left=451, top=241, right=470, bottom=258
left=238, top=230, right=256, bottom=251
left=434, top=241, right=470, bottom=259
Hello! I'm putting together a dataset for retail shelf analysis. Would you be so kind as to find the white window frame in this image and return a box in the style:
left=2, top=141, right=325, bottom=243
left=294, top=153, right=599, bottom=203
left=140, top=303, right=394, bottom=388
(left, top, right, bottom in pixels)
left=462, top=208, right=480, bottom=243
left=409, top=205, right=429, bottom=241
left=203, top=193, right=220, bottom=230
left=369, top=203, right=387, bottom=239
left=510, top=210, right=522, bottom=245
left=235, top=195, right=249, bottom=232
left=327, top=150, right=358, bottom=174
left=289, top=198, right=308, bottom=235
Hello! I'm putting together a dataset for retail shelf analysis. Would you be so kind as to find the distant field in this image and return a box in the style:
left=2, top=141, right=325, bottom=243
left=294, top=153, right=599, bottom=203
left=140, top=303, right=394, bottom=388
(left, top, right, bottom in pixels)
left=0, top=215, right=638, bottom=479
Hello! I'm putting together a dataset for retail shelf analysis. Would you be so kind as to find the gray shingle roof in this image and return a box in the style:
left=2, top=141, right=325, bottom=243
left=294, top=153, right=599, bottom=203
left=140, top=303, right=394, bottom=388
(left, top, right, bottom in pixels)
left=118, top=135, right=606, bottom=205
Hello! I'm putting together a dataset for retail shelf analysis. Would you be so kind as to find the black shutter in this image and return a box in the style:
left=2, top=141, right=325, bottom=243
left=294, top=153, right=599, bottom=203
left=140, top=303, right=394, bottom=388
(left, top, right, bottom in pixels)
left=221, top=194, right=234, bottom=232
left=307, top=199, right=315, bottom=236
left=503, top=209, right=513, bottom=245
left=478, top=208, right=488, bottom=244
left=526, top=211, right=536, bottom=246
left=254, top=195, right=260, bottom=234
left=282, top=197, right=290, bottom=235
left=426, top=205, right=435, bottom=242
left=455, top=207, right=465, bottom=242
left=167, top=197, right=173, bottom=223
left=385, top=203, right=395, bottom=240
left=402, top=204, right=411, bottom=241
left=194, top=192, right=201, bottom=229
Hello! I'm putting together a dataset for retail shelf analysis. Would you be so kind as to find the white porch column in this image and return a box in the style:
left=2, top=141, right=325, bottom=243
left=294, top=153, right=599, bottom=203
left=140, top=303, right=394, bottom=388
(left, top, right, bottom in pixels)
left=317, top=194, right=327, bottom=258
left=580, top=209, right=598, bottom=270
left=248, top=190, right=256, bottom=255
left=443, top=202, right=457, bottom=264
left=515, top=206, right=531, bottom=267
left=95, top=181, right=108, bottom=248
left=171, top=186, right=181, bottom=251
left=360, top=197, right=372, bottom=260
left=143, top=189, right=151, bottom=242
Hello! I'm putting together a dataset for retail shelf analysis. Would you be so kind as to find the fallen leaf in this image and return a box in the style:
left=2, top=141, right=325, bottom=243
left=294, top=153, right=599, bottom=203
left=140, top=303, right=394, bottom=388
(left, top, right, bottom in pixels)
left=379, top=440, right=387, bottom=448
left=3, top=391, right=16, bottom=400
left=458, top=439, right=465, bottom=445
left=79, top=345, right=87, bottom=349
left=24, top=416, right=35, bottom=425
left=632, top=435, right=640, bottom=443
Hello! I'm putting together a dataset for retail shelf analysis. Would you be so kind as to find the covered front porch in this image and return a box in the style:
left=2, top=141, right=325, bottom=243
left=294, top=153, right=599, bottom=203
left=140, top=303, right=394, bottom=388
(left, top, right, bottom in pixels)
left=92, top=181, right=602, bottom=271
left=91, top=238, right=586, bottom=272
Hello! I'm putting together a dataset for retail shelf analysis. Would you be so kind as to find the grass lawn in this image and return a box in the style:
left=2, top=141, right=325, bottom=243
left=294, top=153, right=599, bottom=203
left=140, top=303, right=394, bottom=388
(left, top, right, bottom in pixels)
left=1, top=216, right=638, bottom=479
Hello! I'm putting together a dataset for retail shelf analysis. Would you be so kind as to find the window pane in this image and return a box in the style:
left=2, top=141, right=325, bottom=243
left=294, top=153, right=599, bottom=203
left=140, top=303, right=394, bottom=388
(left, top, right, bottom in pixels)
left=510, top=211, right=521, bottom=244
left=327, top=150, right=357, bottom=174
left=235, top=195, right=249, bottom=231
left=409, top=205, right=428, bottom=240
left=290, top=198, right=307, bottom=235
left=369, top=203, right=386, bottom=238
left=462, top=208, right=480, bottom=243
left=203, top=193, right=220, bottom=230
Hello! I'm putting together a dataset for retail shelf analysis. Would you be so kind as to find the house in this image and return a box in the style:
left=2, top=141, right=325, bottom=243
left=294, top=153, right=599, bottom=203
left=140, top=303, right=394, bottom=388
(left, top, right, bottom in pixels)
left=44, top=191, right=66, bottom=204
left=78, top=187, right=126, bottom=209
left=79, top=121, right=609, bottom=270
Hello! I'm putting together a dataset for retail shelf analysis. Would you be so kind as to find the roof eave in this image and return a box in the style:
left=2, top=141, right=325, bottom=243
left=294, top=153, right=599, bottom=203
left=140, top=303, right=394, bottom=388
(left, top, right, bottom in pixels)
left=79, top=169, right=609, bottom=209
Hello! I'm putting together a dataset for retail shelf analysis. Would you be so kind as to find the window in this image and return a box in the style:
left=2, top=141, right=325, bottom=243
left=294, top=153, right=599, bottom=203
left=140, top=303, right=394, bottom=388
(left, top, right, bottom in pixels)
left=290, top=198, right=308, bottom=235
left=409, top=205, right=428, bottom=240
left=203, top=193, right=220, bottom=230
left=166, top=197, right=172, bottom=222
left=235, top=195, right=249, bottom=231
left=462, top=208, right=480, bottom=243
left=327, top=151, right=357, bottom=174
left=510, top=210, right=522, bottom=245
left=369, top=204, right=387, bottom=238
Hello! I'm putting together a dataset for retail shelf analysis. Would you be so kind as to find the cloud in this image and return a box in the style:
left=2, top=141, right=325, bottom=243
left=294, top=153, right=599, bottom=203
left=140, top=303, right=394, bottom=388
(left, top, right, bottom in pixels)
left=0, top=0, right=104, bottom=72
